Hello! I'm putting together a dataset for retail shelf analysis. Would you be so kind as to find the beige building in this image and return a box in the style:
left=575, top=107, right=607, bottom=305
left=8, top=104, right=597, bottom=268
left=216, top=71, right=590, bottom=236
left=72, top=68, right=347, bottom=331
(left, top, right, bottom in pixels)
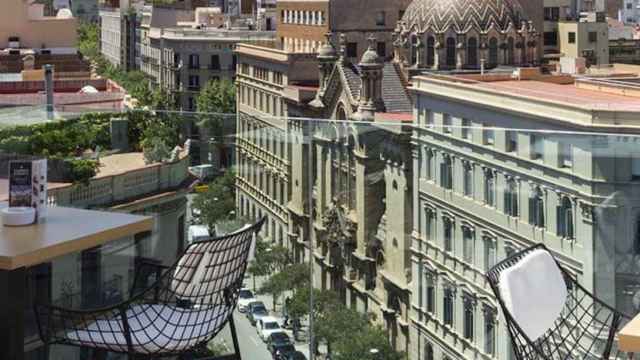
left=276, top=0, right=412, bottom=59
left=558, top=13, right=610, bottom=66
left=0, top=0, right=77, bottom=53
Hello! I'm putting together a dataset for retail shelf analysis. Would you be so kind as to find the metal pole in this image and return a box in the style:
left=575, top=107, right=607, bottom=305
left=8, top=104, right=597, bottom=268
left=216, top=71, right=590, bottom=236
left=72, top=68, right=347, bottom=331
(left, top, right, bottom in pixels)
left=307, top=119, right=315, bottom=360
left=44, top=64, right=54, bottom=120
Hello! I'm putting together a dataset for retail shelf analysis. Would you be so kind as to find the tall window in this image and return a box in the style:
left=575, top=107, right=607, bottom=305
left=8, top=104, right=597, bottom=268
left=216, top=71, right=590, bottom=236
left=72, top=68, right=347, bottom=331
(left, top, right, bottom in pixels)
left=461, top=118, right=472, bottom=140
left=557, top=197, right=574, bottom=239
left=411, top=35, right=418, bottom=65
left=484, top=308, right=496, bottom=355
left=425, top=343, right=434, bottom=360
left=507, top=37, right=515, bottom=65
left=560, top=142, right=573, bottom=168
left=489, top=37, right=498, bottom=66
left=444, top=287, right=454, bottom=326
left=504, top=178, right=519, bottom=217
left=463, top=226, right=474, bottom=264
left=425, top=209, right=435, bottom=241
left=210, top=54, right=220, bottom=70
left=484, top=237, right=496, bottom=271
left=443, top=217, right=453, bottom=252
left=529, top=187, right=545, bottom=228
left=485, top=170, right=495, bottom=207
left=426, top=273, right=435, bottom=313
left=441, top=155, right=453, bottom=190
left=483, top=124, right=495, bottom=145
left=189, top=54, right=199, bottom=69
left=426, top=36, right=435, bottom=67
left=632, top=155, right=640, bottom=180
left=463, top=295, right=474, bottom=340
left=467, top=37, right=478, bottom=67
left=443, top=114, right=452, bottom=133
left=425, top=148, right=433, bottom=180
left=446, top=37, right=456, bottom=67
left=463, top=162, right=473, bottom=197
left=507, top=130, right=518, bottom=152
left=531, top=134, right=543, bottom=160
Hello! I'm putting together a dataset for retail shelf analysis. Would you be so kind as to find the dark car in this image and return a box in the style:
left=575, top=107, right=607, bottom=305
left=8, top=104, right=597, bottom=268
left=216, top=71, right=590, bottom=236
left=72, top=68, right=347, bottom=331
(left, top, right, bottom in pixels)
left=277, top=350, right=306, bottom=360
left=247, top=301, right=269, bottom=326
left=266, top=331, right=292, bottom=356
left=272, top=344, right=296, bottom=360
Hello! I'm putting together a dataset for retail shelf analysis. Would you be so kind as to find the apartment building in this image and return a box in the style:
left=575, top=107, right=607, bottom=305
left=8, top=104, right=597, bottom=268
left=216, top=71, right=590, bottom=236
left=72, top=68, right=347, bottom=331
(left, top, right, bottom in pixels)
left=276, top=0, right=412, bottom=59
left=99, top=0, right=138, bottom=70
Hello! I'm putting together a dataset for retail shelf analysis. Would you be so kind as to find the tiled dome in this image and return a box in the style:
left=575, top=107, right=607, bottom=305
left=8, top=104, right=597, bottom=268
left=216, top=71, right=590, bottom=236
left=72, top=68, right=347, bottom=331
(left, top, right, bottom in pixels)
left=401, top=0, right=525, bottom=33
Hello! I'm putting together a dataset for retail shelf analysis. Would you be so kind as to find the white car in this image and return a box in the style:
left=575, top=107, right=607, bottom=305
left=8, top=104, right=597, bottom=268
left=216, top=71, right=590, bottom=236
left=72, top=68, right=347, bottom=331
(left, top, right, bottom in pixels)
left=237, top=288, right=256, bottom=313
left=256, top=316, right=282, bottom=342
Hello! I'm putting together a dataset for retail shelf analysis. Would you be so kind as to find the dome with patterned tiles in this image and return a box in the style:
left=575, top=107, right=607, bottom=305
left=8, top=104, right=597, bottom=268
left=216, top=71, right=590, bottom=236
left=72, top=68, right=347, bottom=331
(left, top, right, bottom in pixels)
left=401, top=0, right=525, bottom=34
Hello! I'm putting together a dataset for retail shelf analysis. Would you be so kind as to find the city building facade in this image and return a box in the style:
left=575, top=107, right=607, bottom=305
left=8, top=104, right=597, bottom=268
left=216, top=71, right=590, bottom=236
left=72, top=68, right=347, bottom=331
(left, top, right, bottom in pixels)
left=99, top=2, right=138, bottom=71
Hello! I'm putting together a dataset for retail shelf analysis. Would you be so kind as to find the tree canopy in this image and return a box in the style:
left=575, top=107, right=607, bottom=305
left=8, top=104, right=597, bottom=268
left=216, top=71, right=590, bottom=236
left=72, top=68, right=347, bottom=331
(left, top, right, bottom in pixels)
left=192, top=170, right=237, bottom=232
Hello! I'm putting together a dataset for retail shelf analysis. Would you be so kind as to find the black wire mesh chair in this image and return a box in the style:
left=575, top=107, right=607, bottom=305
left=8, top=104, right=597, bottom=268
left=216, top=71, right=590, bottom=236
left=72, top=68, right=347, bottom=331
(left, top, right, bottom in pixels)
left=35, top=217, right=265, bottom=358
left=486, top=243, right=634, bottom=359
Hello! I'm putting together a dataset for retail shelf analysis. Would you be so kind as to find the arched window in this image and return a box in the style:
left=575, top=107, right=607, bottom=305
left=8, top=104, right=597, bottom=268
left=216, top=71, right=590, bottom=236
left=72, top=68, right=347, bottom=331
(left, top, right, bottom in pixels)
left=411, top=34, right=418, bottom=65
left=443, top=217, right=453, bottom=252
left=440, top=155, right=453, bottom=189
left=529, top=187, right=545, bottom=228
left=489, top=37, right=498, bottom=66
left=507, top=37, right=515, bottom=65
left=443, top=286, right=455, bottom=326
left=557, top=197, right=574, bottom=239
left=424, top=343, right=434, bottom=360
left=336, top=104, right=347, bottom=120
left=426, top=36, right=435, bottom=66
left=467, top=37, right=478, bottom=67
left=446, top=37, right=456, bottom=67
left=463, top=294, right=475, bottom=340
left=505, top=178, right=519, bottom=217
left=462, top=226, right=474, bottom=264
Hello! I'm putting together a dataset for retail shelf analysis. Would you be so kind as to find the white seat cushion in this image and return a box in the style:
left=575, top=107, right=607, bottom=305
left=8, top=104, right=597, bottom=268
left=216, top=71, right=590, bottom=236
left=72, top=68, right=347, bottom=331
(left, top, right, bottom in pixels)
left=499, top=249, right=568, bottom=341
left=65, top=304, right=227, bottom=354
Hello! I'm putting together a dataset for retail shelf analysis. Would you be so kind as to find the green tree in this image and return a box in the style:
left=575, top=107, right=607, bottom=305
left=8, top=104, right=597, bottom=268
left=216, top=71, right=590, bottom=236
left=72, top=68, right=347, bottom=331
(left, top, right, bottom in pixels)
left=77, top=22, right=100, bottom=59
left=258, top=263, right=309, bottom=311
left=140, top=118, right=180, bottom=163
left=192, top=171, right=237, bottom=232
left=196, top=79, right=236, bottom=139
left=332, top=325, right=404, bottom=360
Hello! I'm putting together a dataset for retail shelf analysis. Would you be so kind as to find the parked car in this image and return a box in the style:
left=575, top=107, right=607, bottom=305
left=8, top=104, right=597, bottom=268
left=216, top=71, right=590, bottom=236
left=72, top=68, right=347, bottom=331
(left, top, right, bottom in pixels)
left=237, top=288, right=256, bottom=313
left=266, top=331, right=293, bottom=357
left=188, top=225, right=209, bottom=245
left=256, top=316, right=282, bottom=341
left=247, top=301, right=268, bottom=326
left=277, top=350, right=306, bottom=360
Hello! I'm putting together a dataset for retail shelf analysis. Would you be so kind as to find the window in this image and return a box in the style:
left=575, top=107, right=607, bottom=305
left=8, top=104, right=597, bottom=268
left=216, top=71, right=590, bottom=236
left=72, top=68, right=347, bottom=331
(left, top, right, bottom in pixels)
left=346, top=42, right=358, bottom=58
left=489, top=37, right=498, bottom=66
left=375, top=11, right=386, bottom=26
left=210, top=54, right=220, bottom=70
left=425, top=149, right=433, bottom=180
left=568, top=32, right=576, bottom=44
left=411, top=35, right=418, bottom=65
left=461, top=118, right=472, bottom=140
left=424, top=343, right=434, bottom=360
left=628, top=2, right=633, bottom=9
left=483, top=237, right=496, bottom=271
left=443, top=114, right=452, bottom=133
left=440, top=155, right=453, bottom=189
left=484, top=170, right=495, bottom=207
left=463, top=226, right=474, bottom=264
left=188, top=54, right=199, bottom=69
left=446, top=37, right=456, bottom=67
left=463, top=296, right=474, bottom=340
left=188, top=75, right=200, bottom=90
left=273, top=71, right=283, bottom=85
left=560, top=142, right=573, bottom=168
left=443, top=217, right=453, bottom=252
left=463, top=162, right=473, bottom=197
left=467, top=37, right=478, bottom=66
left=376, top=42, right=386, bottom=58
left=187, top=97, right=195, bottom=111
left=505, top=178, right=519, bottom=217
left=483, top=124, right=494, bottom=145
left=425, top=109, right=434, bottom=128
left=426, top=273, right=435, bottom=313
left=507, top=131, right=518, bottom=152
left=241, top=63, right=250, bottom=75
left=531, top=134, right=543, bottom=160
left=426, top=36, right=435, bottom=67
left=484, top=308, right=496, bottom=355
left=544, top=31, right=558, bottom=46
left=589, top=31, right=597, bottom=43
left=529, top=187, right=545, bottom=228
left=254, top=66, right=269, bottom=81
left=544, top=7, right=560, bottom=21
left=443, top=287, right=454, bottom=326
left=632, top=155, right=640, bottom=180
left=557, top=197, right=574, bottom=239
left=635, top=216, right=640, bottom=255
left=425, top=209, right=435, bottom=241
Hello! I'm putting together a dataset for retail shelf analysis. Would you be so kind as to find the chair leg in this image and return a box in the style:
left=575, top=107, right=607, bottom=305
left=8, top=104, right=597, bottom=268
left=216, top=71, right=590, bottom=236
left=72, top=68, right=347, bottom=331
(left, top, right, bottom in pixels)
left=229, top=314, right=242, bottom=360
